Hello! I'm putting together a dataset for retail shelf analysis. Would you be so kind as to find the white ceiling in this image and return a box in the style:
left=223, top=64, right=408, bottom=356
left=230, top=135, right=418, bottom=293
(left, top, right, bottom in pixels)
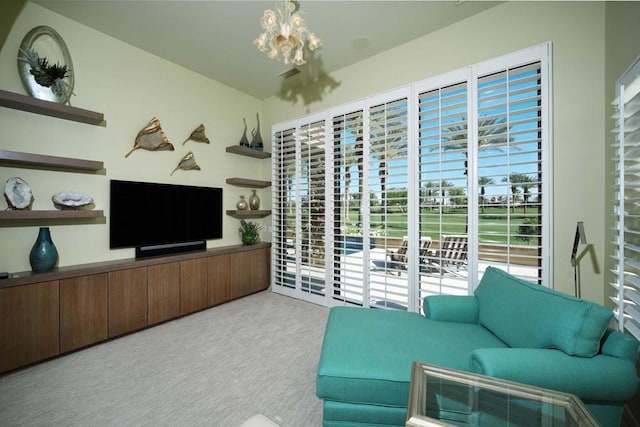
left=33, top=0, right=501, bottom=100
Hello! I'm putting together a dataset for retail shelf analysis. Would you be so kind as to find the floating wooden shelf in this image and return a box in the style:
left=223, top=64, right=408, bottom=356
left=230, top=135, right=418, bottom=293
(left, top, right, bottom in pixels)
left=225, top=145, right=271, bottom=159
left=0, top=89, right=106, bottom=126
left=0, top=150, right=104, bottom=172
left=226, top=178, right=271, bottom=188
left=226, top=210, right=271, bottom=219
left=0, top=210, right=104, bottom=220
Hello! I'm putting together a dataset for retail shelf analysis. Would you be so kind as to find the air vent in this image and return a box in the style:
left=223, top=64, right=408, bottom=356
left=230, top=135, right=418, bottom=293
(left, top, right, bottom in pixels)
left=279, top=68, right=301, bottom=79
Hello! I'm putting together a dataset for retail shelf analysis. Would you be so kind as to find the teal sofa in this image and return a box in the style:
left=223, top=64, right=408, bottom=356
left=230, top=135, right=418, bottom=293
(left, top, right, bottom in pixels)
left=316, top=267, right=639, bottom=427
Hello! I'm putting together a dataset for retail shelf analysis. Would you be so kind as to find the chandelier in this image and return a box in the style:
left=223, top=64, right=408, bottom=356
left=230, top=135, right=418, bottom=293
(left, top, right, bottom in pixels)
left=253, top=1, right=321, bottom=66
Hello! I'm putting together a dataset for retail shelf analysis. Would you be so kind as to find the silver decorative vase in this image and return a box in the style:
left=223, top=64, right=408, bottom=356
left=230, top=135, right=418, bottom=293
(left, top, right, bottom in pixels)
left=249, top=189, right=260, bottom=210
left=236, top=195, right=248, bottom=210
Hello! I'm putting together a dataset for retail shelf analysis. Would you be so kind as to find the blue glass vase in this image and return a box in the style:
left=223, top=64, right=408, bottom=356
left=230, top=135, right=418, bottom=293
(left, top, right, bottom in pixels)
left=29, top=227, right=58, bottom=273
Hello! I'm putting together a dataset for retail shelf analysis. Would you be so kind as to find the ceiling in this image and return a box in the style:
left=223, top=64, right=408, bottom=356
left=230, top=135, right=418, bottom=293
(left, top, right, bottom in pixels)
left=32, top=0, right=501, bottom=100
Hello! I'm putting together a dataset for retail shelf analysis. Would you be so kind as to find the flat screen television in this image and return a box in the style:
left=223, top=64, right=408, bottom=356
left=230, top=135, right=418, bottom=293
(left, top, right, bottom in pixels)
left=110, top=179, right=223, bottom=257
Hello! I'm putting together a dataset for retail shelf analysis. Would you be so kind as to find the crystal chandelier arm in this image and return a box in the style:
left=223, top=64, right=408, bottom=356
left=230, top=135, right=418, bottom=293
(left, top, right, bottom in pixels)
left=261, top=9, right=277, bottom=30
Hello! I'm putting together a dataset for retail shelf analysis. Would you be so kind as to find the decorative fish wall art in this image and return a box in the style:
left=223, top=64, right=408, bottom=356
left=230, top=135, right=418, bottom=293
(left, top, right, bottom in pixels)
left=171, top=151, right=201, bottom=176
left=125, top=117, right=175, bottom=158
left=183, top=123, right=210, bottom=145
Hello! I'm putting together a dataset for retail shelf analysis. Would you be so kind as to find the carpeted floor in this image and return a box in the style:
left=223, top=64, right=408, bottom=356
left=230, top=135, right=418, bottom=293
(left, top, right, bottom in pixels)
left=0, top=291, right=330, bottom=427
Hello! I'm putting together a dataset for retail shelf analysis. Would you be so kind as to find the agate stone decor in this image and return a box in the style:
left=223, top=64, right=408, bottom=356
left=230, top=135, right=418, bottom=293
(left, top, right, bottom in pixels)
left=4, top=177, right=33, bottom=210
left=52, top=191, right=93, bottom=209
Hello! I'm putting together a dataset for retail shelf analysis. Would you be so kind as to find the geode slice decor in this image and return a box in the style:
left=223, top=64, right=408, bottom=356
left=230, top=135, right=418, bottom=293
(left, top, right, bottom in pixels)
left=4, top=177, right=34, bottom=210
left=52, top=191, right=93, bottom=210
left=125, top=117, right=175, bottom=158
left=183, top=124, right=210, bottom=145
left=171, top=151, right=201, bottom=176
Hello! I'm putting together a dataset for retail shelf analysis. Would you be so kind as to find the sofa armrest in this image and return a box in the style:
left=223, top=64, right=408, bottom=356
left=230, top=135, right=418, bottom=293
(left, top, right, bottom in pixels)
left=469, top=348, right=639, bottom=402
left=601, top=329, right=639, bottom=362
left=423, top=295, right=478, bottom=323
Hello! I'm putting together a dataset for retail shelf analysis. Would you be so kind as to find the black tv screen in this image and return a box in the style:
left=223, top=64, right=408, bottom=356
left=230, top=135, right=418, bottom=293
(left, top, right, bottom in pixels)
left=110, top=179, right=223, bottom=250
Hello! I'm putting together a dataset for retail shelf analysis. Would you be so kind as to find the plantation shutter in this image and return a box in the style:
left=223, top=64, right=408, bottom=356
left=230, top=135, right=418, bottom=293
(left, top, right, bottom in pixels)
left=417, top=80, right=469, bottom=301
left=476, top=61, right=545, bottom=284
left=298, top=120, right=327, bottom=298
left=369, top=97, right=410, bottom=309
left=272, top=44, right=551, bottom=312
left=612, top=56, right=640, bottom=340
left=332, top=109, right=366, bottom=305
left=272, top=128, right=297, bottom=293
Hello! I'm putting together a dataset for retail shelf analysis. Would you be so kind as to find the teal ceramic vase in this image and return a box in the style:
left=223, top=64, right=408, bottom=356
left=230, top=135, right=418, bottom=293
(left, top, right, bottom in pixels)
left=29, top=227, right=58, bottom=272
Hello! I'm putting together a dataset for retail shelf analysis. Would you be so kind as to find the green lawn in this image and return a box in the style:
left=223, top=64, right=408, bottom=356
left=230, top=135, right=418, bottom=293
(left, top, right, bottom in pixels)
left=367, top=206, right=540, bottom=245
left=293, top=206, right=540, bottom=246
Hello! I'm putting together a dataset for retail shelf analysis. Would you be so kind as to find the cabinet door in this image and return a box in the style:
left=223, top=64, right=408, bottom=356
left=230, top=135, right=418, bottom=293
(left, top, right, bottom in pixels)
left=148, top=262, right=180, bottom=325
left=230, top=248, right=270, bottom=299
left=180, top=258, right=208, bottom=315
left=251, top=247, right=271, bottom=293
left=60, top=274, right=108, bottom=353
left=230, top=250, right=253, bottom=299
left=208, top=254, right=230, bottom=306
left=0, top=281, right=59, bottom=373
left=108, top=268, right=147, bottom=337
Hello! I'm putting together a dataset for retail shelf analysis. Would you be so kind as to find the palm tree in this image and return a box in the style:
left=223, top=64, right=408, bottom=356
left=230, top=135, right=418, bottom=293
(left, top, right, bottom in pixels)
left=441, top=117, right=512, bottom=158
left=333, top=119, right=361, bottom=225
left=343, top=161, right=352, bottom=223
left=439, top=180, right=454, bottom=212
left=478, top=176, right=495, bottom=213
left=502, top=173, right=535, bottom=213
left=355, top=135, right=364, bottom=226
left=368, top=117, right=407, bottom=229
left=421, top=181, right=438, bottom=210
left=514, top=174, right=536, bottom=214
left=433, top=117, right=512, bottom=213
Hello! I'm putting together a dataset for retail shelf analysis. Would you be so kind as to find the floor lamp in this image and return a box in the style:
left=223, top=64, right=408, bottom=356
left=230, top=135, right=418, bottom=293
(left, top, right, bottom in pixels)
left=570, top=221, right=587, bottom=297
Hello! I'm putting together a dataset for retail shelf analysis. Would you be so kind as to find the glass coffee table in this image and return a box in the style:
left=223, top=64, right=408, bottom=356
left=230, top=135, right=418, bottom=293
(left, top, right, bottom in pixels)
left=406, top=362, right=598, bottom=427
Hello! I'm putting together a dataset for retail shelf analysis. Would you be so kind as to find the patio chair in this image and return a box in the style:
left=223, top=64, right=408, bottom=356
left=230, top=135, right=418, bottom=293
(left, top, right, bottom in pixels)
left=424, top=234, right=468, bottom=275
left=386, top=236, right=408, bottom=276
left=386, top=237, right=433, bottom=276
left=419, top=236, right=433, bottom=265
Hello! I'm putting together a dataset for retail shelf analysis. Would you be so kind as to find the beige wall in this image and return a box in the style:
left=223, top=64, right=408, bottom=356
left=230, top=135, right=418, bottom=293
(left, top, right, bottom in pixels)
left=264, top=1, right=608, bottom=303
left=0, top=2, right=268, bottom=272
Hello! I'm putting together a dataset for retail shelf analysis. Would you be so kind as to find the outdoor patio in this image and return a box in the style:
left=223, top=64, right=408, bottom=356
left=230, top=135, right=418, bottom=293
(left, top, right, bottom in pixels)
left=282, top=246, right=539, bottom=312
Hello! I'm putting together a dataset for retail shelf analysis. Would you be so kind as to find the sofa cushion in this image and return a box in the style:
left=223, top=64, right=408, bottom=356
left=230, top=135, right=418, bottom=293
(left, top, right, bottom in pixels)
left=316, top=306, right=507, bottom=408
left=474, top=267, right=613, bottom=357
left=423, top=295, right=479, bottom=323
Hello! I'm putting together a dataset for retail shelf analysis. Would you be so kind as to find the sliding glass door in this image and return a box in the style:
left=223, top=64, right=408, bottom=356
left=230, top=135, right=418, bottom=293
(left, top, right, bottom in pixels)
left=271, top=44, right=551, bottom=311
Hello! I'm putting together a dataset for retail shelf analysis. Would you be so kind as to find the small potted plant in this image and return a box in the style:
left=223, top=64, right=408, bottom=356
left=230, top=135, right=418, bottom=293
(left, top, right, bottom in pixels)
left=239, top=219, right=262, bottom=245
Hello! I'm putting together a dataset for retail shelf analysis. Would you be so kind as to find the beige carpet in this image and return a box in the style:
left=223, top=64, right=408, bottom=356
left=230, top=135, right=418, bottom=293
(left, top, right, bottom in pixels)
left=0, top=291, right=329, bottom=427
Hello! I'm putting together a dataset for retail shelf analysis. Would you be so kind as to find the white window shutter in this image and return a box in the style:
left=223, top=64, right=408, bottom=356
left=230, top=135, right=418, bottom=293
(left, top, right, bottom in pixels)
left=272, top=44, right=551, bottom=313
left=612, top=56, right=640, bottom=340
